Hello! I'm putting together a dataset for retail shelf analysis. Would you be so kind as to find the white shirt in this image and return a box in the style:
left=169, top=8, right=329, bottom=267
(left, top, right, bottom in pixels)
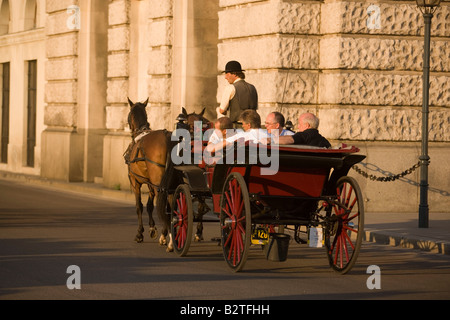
left=225, top=128, right=269, bottom=144
left=216, top=79, right=243, bottom=118
left=280, top=129, right=295, bottom=136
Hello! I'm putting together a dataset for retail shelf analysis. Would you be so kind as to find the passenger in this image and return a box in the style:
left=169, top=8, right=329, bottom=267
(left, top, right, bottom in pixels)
left=208, top=109, right=268, bottom=153
left=216, top=61, right=258, bottom=124
left=207, top=117, right=234, bottom=146
left=264, top=111, right=295, bottom=137
left=278, top=113, right=331, bottom=148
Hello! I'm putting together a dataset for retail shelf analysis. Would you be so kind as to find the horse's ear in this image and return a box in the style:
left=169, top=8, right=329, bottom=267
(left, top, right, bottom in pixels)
left=143, top=98, right=149, bottom=106
left=127, top=97, right=134, bottom=107
left=182, top=107, right=188, bottom=116
left=199, top=107, right=206, bottom=116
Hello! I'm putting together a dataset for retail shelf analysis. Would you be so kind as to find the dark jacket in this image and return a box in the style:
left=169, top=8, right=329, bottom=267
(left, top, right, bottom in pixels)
left=292, top=128, right=331, bottom=148
left=229, top=80, right=258, bottom=123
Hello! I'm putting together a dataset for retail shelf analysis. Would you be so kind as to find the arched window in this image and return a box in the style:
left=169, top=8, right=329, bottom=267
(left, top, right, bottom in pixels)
left=24, top=0, right=37, bottom=30
left=0, top=0, right=10, bottom=35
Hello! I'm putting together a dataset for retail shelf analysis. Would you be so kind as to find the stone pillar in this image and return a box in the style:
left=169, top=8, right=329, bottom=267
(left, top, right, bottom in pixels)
left=147, top=0, right=173, bottom=129
left=102, top=0, right=131, bottom=189
left=42, top=0, right=108, bottom=182
left=171, top=0, right=219, bottom=123
left=42, top=0, right=82, bottom=181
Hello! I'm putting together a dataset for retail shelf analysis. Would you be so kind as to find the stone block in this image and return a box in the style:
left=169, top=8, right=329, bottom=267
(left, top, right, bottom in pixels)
left=107, top=79, right=129, bottom=104
left=148, top=0, right=173, bottom=19
left=217, top=70, right=318, bottom=104
left=109, top=0, right=130, bottom=26
left=46, top=0, right=79, bottom=14
left=218, top=35, right=319, bottom=70
left=147, top=105, right=172, bottom=130
left=46, top=33, right=78, bottom=58
left=46, top=10, right=76, bottom=35
left=320, top=36, right=449, bottom=72
left=148, top=19, right=173, bottom=47
left=219, top=1, right=320, bottom=39
left=147, top=76, right=172, bottom=103
left=108, top=53, right=129, bottom=78
left=321, top=1, right=450, bottom=37
left=45, top=81, right=78, bottom=104
left=319, top=72, right=449, bottom=107
left=102, top=133, right=130, bottom=189
left=46, top=58, right=78, bottom=81
left=41, top=129, right=84, bottom=181
left=147, top=47, right=172, bottom=75
left=106, top=106, right=129, bottom=130
left=318, top=107, right=450, bottom=142
left=44, top=105, right=77, bottom=127
left=108, top=26, right=130, bottom=51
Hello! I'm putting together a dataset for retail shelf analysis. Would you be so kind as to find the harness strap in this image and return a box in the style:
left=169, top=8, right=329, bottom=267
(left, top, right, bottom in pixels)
left=125, top=140, right=166, bottom=168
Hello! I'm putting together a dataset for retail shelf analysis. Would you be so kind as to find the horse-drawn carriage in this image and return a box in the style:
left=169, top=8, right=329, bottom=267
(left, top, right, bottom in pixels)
left=126, top=99, right=366, bottom=274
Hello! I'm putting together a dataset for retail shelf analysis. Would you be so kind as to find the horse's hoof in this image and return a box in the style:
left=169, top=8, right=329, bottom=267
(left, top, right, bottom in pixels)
left=135, top=235, right=144, bottom=243
left=149, top=227, right=158, bottom=239
left=194, top=234, right=203, bottom=242
left=159, top=235, right=167, bottom=246
left=166, top=246, right=174, bottom=253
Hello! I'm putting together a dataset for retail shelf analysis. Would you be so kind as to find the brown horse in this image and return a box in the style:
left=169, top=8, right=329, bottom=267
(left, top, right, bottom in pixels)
left=125, top=98, right=174, bottom=251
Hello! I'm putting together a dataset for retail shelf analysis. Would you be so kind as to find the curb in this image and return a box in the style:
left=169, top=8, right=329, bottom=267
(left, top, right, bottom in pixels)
left=363, top=229, right=450, bottom=255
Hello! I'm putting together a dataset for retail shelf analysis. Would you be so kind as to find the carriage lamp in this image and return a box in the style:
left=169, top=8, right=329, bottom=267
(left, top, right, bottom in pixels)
left=415, top=0, right=441, bottom=228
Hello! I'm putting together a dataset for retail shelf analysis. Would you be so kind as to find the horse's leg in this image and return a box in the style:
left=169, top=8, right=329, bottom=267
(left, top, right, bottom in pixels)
left=132, top=181, right=144, bottom=243
left=156, top=190, right=173, bottom=252
left=147, top=188, right=158, bottom=239
left=195, top=199, right=210, bottom=241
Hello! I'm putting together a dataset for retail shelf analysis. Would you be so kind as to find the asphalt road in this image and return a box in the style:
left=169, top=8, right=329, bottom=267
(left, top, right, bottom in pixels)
left=1, top=178, right=450, bottom=304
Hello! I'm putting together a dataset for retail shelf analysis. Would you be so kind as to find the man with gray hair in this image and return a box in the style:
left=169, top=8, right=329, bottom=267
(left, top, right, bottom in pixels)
left=277, top=113, right=331, bottom=148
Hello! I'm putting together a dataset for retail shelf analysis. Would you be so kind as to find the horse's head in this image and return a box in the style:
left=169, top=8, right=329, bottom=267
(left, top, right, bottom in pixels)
left=182, top=107, right=212, bottom=135
left=127, top=98, right=150, bottom=137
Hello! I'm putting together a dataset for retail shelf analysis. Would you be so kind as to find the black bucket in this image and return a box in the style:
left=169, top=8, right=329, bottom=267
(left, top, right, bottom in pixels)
left=263, top=233, right=291, bottom=262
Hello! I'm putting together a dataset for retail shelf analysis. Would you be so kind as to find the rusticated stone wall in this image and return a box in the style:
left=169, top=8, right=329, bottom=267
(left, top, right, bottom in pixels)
left=45, top=0, right=79, bottom=128
left=318, top=0, right=449, bottom=143
left=218, top=0, right=449, bottom=143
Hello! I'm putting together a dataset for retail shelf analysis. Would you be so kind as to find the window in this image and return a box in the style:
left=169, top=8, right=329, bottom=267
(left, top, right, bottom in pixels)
left=1, top=62, right=10, bottom=164
left=24, top=0, right=37, bottom=31
left=26, top=60, right=37, bottom=167
left=0, top=0, right=10, bottom=35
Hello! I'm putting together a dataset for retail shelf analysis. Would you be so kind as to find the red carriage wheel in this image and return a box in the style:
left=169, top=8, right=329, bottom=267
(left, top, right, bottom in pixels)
left=171, top=184, right=193, bottom=257
left=220, top=172, right=251, bottom=272
left=325, top=176, right=364, bottom=274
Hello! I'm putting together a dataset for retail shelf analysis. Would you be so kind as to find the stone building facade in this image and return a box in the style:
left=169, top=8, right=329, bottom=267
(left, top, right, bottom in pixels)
left=0, top=0, right=449, bottom=213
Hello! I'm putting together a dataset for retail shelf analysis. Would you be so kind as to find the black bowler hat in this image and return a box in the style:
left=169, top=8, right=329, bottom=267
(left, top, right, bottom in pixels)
left=223, top=60, right=245, bottom=73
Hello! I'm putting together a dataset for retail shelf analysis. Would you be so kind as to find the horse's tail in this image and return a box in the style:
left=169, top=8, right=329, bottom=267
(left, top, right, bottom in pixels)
left=155, top=130, right=174, bottom=230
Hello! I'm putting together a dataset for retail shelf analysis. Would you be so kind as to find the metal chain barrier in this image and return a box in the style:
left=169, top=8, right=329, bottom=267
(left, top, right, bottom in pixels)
left=352, top=161, right=421, bottom=182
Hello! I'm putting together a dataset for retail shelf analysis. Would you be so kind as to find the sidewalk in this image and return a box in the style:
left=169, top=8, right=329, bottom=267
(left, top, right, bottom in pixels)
left=1, top=170, right=449, bottom=255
